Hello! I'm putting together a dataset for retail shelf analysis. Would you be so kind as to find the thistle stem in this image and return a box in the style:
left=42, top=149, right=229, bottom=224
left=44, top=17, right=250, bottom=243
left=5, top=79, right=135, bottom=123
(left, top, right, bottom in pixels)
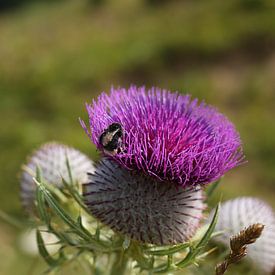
left=110, top=251, right=128, bottom=275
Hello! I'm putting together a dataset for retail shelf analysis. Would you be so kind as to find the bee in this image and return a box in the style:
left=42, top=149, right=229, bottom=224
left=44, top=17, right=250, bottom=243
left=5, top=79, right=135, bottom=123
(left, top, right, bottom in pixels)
left=99, top=123, right=123, bottom=155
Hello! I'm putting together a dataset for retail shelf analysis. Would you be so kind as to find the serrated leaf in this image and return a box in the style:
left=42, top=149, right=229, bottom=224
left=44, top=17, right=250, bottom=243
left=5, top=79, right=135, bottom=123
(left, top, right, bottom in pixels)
left=36, top=229, right=62, bottom=267
left=36, top=179, right=91, bottom=239
left=176, top=203, right=220, bottom=268
left=145, top=242, right=190, bottom=256
left=194, top=203, right=220, bottom=252
left=49, top=228, right=78, bottom=247
left=35, top=179, right=109, bottom=252
left=152, top=259, right=176, bottom=274
left=35, top=184, right=50, bottom=224
left=206, top=178, right=222, bottom=199
left=131, top=242, right=154, bottom=271
left=62, top=178, right=89, bottom=212
left=65, top=156, right=74, bottom=185
left=196, top=247, right=217, bottom=260
left=35, top=166, right=42, bottom=182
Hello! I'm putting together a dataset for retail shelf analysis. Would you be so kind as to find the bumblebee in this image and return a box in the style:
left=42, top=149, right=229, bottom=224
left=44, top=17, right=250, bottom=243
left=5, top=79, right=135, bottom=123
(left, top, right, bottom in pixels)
left=99, top=123, right=123, bottom=155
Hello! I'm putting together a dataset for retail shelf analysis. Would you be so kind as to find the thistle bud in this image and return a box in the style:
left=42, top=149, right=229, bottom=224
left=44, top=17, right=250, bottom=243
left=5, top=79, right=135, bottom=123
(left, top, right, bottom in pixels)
left=211, top=197, right=275, bottom=273
left=83, top=158, right=205, bottom=245
left=20, top=142, right=95, bottom=213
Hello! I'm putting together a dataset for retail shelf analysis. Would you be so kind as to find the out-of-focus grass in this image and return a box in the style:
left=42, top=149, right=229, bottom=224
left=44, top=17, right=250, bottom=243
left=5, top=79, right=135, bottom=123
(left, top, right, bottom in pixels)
left=0, top=0, right=274, bottom=274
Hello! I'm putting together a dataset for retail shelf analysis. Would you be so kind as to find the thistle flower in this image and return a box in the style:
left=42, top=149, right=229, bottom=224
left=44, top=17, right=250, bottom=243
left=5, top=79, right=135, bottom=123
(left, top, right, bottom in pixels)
left=81, top=86, right=243, bottom=187
left=81, top=86, right=243, bottom=245
left=20, top=142, right=95, bottom=213
left=83, top=158, right=205, bottom=245
left=210, top=197, right=275, bottom=274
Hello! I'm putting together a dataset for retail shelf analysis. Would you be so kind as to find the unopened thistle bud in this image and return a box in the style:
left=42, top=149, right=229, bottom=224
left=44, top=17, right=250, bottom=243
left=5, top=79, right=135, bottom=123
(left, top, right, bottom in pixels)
left=83, top=158, right=205, bottom=245
left=20, top=142, right=95, bottom=213
left=211, top=197, right=275, bottom=274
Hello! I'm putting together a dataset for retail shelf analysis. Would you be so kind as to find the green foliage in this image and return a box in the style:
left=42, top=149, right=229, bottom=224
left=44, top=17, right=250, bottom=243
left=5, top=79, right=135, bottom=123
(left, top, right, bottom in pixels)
left=0, top=0, right=62, bottom=12
left=32, top=162, right=220, bottom=274
left=87, top=0, right=105, bottom=6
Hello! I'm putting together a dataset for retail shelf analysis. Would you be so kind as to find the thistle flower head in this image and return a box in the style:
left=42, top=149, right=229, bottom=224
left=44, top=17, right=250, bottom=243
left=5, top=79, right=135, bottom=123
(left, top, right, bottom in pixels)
left=81, top=86, right=243, bottom=186
left=211, top=197, right=275, bottom=273
left=20, top=142, right=95, bottom=213
left=83, top=158, right=205, bottom=245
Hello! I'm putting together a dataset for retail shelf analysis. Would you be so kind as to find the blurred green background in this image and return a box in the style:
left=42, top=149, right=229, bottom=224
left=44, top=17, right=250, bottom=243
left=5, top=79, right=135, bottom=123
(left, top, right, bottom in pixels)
left=0, top=0, right=274, bottom=274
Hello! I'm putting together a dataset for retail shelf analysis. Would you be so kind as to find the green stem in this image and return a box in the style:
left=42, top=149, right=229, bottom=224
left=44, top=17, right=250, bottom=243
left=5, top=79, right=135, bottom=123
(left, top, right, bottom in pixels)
left=0, top=209, right=24, bottom=229
left=110, top=251, right=128, bottom=275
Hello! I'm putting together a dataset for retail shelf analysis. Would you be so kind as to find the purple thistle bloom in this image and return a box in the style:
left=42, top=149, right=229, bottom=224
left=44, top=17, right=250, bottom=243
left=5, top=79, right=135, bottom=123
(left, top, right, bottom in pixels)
left=81, top=86, right=243, bottom=186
